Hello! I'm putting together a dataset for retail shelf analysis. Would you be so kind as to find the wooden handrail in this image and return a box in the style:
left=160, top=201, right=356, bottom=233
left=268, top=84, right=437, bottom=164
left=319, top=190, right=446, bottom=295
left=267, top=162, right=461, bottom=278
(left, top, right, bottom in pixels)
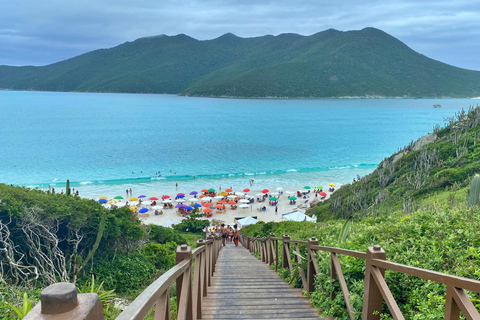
left=239, top=232, right=480, bottom=320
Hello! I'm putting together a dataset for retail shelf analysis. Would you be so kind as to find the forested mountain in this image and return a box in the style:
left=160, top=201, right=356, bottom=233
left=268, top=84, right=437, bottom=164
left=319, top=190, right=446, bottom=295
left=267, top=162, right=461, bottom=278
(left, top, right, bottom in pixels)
left=1, top=27, right=480, bottom=98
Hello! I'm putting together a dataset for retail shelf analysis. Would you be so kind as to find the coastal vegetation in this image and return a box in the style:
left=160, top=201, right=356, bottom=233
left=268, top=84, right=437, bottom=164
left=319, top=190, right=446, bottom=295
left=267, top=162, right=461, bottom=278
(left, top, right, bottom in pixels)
left=241, top=105, right=480, bottom=318
left=1, top=28, right=480, bottom=98
left=0, top=185, right=207, bottom=319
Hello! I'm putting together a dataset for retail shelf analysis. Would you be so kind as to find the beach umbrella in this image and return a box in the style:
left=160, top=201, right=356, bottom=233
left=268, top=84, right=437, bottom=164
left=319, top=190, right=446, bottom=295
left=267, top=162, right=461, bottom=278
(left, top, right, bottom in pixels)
left=129, top=197, right=138, bottom=201
left=261, top=189, right=269, bottom=194
left=202, top=196, right=213, bottom=201
left=98, top=199, right=107, bottom=203
left=215, top=204, right=224, bottom=209
left=199, top=194, right=206, bottom=198
left=217, top=200, right=227, bottom=204
left=269, top=197, right=277, bottom=201
left=316, top=186, right=324, bottom=190
left=282, top=211, right=315, bottom=222
left=193, top=203, right=202, bottom=208
left=190, top=191, right=198, bottom=195
left=276, top=187, right=283, bottom=191
left=304, top=186, right=311, bottom=190
left=152, top=205, right=163, bottom=210
left=208, top=188, right=216, bottom=193
left=256, top=193, right=264, bottom=197
left=139, top=208, right=148, bottom=213
left=176, top=199, right=185, bottom=202
left=176, top=194, right=185, bottom=198
left=329, top=184, right=336, bottom=187
left=237, top=216, right=258, bottom=227
left=244, top=194, right=253, bottom=199
left=239, top=204, right=249, bottom=209
left=162, top=199, right=172, bottom=203
left=319, top=192, right=327, bottom=197
left=243, top=188, right=250, bottom=192
left=239, top=199, right=250, bottom=203
left=270, top=192, right=279, bottom=196
left=138, top=195, right=146, bottom=198
left=236, top=192, right=245, bottom=197
left=142, top=200, right=153, bottom=206
left=189, top=198, right=199, bottom=202
left=201, top=189, right=209, bottom=193
left=214, top=195, right=224, bottom=200
left=115, top=202, right=126, bottom=207
left=227, top=195, right=237, bottom=199
left=99, top=196, right=107, bottom=200
left=184, top=206, right=193, bottom=210
left=228, top=200, right=237, bottom=205
left=149, top=197, right=159, bottom=200
left=158, top=219, right=181, bottom=228
left=114, top=196, right=124, bottom=199
left=177, top=193, right=185, bottom=196
left=162, top=195, right=170, bottom=199
left=204, top=208, right=213, bottom=213
left=175, top=204, right=186, bottom=208
left=225, top=188, right=233, bottom=193
left=219, top=192, right=228, bottom=196
left=288, top=196, right=297, bottom=201
left=285, top=190, right=294, bottom=194
left=203, top=202, right=213, bottom=207
left=129, top=201, right=139, bottom=206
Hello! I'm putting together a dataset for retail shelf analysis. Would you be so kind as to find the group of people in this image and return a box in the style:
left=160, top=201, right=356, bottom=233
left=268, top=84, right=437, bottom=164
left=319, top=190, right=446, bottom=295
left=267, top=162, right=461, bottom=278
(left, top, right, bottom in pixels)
left=220, top=224, right=239, bottom=247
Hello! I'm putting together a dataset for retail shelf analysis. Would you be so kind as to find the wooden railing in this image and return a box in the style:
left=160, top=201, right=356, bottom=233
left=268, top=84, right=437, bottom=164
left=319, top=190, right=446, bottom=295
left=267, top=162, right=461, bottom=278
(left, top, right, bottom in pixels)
left=25, top=234, right=222, bottom=320
left=240, top=233, right=480, bottom=320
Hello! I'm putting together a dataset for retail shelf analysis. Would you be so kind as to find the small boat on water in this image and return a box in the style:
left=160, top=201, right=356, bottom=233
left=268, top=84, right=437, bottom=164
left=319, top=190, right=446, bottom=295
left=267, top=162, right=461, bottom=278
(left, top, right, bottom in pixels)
left=433, top=104, right=442, bottom=108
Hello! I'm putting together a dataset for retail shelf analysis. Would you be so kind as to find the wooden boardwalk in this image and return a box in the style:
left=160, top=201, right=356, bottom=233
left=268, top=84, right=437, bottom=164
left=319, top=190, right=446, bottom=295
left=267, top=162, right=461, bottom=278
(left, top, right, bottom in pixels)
left=202, top=243, right=330, bottom=320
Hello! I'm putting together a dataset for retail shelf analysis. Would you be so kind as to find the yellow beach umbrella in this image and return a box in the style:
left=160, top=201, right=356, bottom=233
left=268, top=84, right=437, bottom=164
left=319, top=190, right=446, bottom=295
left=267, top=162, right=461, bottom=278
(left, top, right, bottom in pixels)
left=328, top=184, right=335, bottom=187
left=218, top=192, right=228, bottom=196
left=130, top=197, right=138, bottom=201
left=99, top=196, right=107, bottom=199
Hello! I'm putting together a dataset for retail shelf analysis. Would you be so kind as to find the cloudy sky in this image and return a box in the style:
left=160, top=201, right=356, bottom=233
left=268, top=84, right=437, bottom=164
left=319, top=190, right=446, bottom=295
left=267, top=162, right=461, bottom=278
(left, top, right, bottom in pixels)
left=1, top=0, right=479, bottom=70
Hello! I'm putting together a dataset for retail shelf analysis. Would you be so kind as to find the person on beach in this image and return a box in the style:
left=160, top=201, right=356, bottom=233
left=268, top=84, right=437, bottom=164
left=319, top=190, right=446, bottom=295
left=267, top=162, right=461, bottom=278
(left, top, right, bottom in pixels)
left=129, top=188, right=132, bottom=196
left=228, top=226, right=234, bottom=243
left=220, top=224, right=227, bottom=246
left=233, top=225, right=239, bottom=247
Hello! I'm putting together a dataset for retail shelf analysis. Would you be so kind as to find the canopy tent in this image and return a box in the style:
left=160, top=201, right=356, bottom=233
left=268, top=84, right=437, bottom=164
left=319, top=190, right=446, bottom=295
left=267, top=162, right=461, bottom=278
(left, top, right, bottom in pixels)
left=282, top=211, right=315, bottom=222
left=236, top=216, right=258, bottom=227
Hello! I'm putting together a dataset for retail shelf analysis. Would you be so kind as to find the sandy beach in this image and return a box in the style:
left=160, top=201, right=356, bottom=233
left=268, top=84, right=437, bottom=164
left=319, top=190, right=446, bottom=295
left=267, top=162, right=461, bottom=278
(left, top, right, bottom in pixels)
left=101, top=186, right=335, bottom=227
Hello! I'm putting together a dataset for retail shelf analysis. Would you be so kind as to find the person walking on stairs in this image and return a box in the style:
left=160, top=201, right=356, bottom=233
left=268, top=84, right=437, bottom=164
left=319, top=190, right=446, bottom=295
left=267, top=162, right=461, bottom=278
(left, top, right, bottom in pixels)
left=220, top=224, right=227, bottom=246
left=233, top=225, right=239, bottom=247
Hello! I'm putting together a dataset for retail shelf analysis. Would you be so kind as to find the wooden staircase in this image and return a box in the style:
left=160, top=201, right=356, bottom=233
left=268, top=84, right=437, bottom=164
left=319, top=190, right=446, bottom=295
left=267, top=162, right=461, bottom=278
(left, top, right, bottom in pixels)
left=201, top=243, right=331, bottom=320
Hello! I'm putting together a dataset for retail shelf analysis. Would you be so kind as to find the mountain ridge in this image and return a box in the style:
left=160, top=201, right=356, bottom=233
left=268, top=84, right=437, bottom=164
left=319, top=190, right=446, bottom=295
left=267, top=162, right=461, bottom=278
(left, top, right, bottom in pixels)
left=1, top=27, right=479, bottom=98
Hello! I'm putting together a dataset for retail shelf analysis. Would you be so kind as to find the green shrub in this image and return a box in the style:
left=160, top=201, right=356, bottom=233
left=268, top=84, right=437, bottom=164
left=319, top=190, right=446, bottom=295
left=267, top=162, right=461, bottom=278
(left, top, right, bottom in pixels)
left=88, top=253, right=155, bottom=293
left=146, top=225, right=186, bottom=245
left=141, top=242, right=177, bottom=270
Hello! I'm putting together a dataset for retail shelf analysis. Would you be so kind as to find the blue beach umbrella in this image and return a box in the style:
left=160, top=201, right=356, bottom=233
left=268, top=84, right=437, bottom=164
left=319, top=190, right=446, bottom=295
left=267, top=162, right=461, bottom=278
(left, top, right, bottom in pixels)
left=139, top=208, right=148, bottom=213
left=184, top=206, right=193, bottom=210
left=98, top=199, right=107, bottom=203
left=138, top=195, right=146, bottom=198
left=175, top=204, right=186, bottom=208
left=193, top=203, right=202, bottom=208
left=176, top=194, right=185, bottom=198
left=190, top=191, right=198, bottom=195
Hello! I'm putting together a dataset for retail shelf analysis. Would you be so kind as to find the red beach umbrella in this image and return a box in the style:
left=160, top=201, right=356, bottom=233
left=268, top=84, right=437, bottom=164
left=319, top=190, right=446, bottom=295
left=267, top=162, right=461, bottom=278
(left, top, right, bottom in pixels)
left=261, top=189, right=269, bottom=194
left=161, top=195, right=170, bottom=199
left=199, top=194, right=206, bottom=198
left=177, top=193, right=185, bottom=196
left=204, top=208, right=213, bottom=213
left=149, top=197, right=159, bottom=200
left=215, top=204, right=224, bottom=209
left=243, top=188, right=250, bottom=192
left=203, top=202, right=213, bottom=207
left=225, top=188, right=233, bottom=192
left=201, top=189, right=209, bottom=193
left=228, top=200, right=237, bottom=205
left=319, top=192, right=327, bottom=197
left=217, top=200, right=226, bottom=204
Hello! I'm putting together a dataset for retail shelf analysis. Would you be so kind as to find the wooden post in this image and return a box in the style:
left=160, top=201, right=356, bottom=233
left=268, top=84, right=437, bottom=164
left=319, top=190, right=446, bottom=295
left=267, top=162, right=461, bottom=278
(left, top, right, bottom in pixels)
left=307, top=237, right=319, bottom=293
left=256, top=236, right=261, bottom=255
left=197, top=239, right=208, bottom=297
left=176, top=244, right=193, bottom=320
left=207, top=234, right=215, bottom=276
left=362, top=245, right=386, bottom=320
left=268, top=233, right=275, bottom=266
left=24, top=283, right=104, bottom=320
left=282, top=235, right=290, bottom=268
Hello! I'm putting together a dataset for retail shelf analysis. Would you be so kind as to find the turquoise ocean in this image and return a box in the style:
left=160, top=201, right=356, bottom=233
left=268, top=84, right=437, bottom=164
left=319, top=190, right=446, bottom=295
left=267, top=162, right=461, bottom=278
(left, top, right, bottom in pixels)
left=0, top=91, right=475, bottom=198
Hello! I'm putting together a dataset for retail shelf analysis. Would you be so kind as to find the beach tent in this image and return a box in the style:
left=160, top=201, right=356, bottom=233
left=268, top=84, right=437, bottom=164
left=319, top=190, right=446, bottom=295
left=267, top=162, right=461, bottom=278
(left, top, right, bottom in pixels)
left=236, top=216, right=258, bottom=227
left=158, top=219, right=182, bottom=228
left=282, top=211, right=315, bottom=222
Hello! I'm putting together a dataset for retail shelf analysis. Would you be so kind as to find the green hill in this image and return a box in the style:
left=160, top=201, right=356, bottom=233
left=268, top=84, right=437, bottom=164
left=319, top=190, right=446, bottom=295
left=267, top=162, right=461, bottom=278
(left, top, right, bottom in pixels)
left=1, top=28, right=480, bottom=97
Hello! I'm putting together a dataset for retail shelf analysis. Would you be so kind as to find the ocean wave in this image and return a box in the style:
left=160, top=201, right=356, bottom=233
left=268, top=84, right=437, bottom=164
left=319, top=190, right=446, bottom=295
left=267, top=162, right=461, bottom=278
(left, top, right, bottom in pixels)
left=80, top=181, right=93, bottom=185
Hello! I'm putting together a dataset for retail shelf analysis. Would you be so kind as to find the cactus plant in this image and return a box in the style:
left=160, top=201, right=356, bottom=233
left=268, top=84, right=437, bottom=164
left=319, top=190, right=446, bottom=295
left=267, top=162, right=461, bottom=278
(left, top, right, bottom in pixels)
left=467, top=174, right=480, bottom=208
left=66, top=179, right=71, bottom=196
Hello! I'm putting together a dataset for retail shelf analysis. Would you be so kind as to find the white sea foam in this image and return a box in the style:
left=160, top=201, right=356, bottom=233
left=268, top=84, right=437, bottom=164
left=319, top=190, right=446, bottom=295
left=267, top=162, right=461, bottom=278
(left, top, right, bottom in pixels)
left=80, top=181, right=93, bottom=185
